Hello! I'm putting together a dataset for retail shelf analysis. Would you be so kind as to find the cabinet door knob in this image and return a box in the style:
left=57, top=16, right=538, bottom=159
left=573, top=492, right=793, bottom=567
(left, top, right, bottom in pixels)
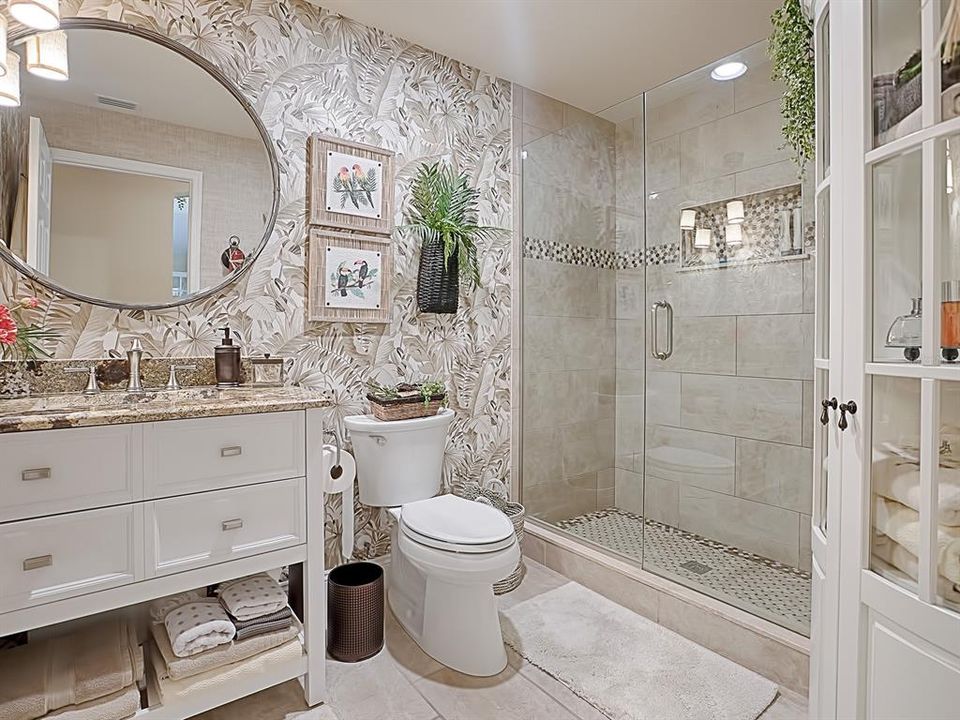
left=820, top=397, right=838, bottom=426
left=838, top=400, right=858, bottom=431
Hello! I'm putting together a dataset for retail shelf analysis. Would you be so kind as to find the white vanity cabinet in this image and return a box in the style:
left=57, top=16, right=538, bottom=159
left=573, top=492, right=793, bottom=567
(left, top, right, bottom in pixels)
left=0, top=405, right=329, bottom=718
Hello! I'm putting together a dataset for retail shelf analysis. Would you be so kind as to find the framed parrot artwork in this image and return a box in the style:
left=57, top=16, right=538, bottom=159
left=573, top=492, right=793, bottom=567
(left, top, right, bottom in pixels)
left=307, top=228, right=392, bottom=323
left=307, top=134, right=395, bottom=236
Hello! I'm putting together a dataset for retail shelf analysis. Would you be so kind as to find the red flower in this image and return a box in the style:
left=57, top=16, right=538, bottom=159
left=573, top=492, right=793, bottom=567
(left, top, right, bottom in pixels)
left=19, top=297, right=39, bottom=309
left=0, top=311, right=18, bottom=347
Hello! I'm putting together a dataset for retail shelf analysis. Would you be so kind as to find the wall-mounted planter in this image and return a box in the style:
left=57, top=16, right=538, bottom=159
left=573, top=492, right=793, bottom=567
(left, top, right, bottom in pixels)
left=417, top=240, right=459, bottom=314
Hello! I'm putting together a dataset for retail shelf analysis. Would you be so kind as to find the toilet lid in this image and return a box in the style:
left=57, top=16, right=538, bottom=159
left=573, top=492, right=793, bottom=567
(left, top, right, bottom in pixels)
left=400, top=494, right=514, bottom=547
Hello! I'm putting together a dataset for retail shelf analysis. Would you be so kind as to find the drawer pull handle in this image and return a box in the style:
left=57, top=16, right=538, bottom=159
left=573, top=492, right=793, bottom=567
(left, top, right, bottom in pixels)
left=21, top=467, right=51, bottom=482
left=221, top=519, right=243, bottom=531
left=220, top=446, right=242, bottom=458
left=22, top=555, right=52, bottom=571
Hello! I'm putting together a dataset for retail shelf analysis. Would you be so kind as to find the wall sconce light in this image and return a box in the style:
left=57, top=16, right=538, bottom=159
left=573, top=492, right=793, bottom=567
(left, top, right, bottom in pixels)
left=694, top=227, right=712, bottom=249
left=0, top=16, right=8, bottom=78
left=725, top=223, right=743, bottom=247
left=726, top=200, right=745, bottom=224
left=0, top=51, right=21, bottom=107
left=680, top=209, right=697, bottom=230
left=8, top=0, right=60, bottom=31
left=26, top=30, right=68, bottom=81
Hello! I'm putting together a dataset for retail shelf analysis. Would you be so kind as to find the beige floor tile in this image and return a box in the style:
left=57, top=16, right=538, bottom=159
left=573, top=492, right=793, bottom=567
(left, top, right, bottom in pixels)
left=326, top=645, right=438, bottom=720
left=413, top=660, right=581, bottom=720
left=760, top=688, right=809, bottom=719
left=497, top=558, right=569, bottom=610
left=507, top=649, right=608, bottom=720
left=385, top=603, right=445, bottom=682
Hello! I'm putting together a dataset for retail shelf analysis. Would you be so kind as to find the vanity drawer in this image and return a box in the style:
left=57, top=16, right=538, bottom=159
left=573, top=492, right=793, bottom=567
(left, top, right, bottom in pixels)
left=144, top=477, right=306, bottom=577
left=0, top=425, right=142, bottom=522
left=143, top=411, right=305, bottom=498
left=0, top=505, right=142, bottom=613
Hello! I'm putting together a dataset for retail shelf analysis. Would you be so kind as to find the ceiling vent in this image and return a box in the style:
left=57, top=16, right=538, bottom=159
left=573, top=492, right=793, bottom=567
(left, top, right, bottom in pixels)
left=96, top=94, right=137, bottom=111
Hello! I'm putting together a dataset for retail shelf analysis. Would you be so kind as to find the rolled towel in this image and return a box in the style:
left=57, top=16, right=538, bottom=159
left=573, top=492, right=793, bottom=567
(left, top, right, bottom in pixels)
left=872, top=534, right=960, bottom=604
left=231, top=606, right=294, bottom=642
left=149, top=589, right=206, bottom=623
left=0, top=617, right=142, bottom=720
left=872, top=450, right=960, bottom=525
left=149, top=618, right=299, bottom=681
left=164, top=600, right=235, bottom=658
left=873, top=496, right=960, bottom=584
left=217, top=573, right=287, bottom=622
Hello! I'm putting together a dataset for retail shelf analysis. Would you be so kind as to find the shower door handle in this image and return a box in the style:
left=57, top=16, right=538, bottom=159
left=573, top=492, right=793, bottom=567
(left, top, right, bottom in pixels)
left=649, top=301, right=674, bottom=360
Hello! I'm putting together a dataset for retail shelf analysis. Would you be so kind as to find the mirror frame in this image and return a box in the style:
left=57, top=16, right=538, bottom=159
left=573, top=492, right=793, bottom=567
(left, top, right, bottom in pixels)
left=2, top=17, right=281, bottom=311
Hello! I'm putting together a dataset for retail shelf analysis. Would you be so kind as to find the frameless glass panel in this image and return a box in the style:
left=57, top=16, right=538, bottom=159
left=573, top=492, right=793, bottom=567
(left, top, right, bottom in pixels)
left=872, top=150, right=922, bottom=363
left=936, top=381, right=960, bottom=614
left=871, top=0, right=922, bottom=148
left=870, top=375, right=922, bottom=593
left=816, top=188, right=830, bottom=358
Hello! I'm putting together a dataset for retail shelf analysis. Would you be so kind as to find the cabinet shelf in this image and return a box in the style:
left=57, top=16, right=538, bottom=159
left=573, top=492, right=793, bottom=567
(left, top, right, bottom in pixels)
left=865, top=362, right=960, bottom=380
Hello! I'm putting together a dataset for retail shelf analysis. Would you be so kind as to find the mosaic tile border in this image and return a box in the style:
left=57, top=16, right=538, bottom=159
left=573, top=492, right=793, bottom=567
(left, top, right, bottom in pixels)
left=523, top=237, right=680, bottom=269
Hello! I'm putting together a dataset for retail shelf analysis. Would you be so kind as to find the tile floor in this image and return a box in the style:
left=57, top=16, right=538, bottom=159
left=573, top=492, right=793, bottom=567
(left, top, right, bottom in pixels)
left=557, top=507, right=812, bottom=634
left=193, top=560, right=808, bottom=720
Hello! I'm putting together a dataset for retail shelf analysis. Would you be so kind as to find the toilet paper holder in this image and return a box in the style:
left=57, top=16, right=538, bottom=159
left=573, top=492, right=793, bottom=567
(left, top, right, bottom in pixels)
left=323, top=429, right=343, bottom=477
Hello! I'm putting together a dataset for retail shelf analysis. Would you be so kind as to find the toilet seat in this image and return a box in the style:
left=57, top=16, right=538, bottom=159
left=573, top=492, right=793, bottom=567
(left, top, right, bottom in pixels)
left=399, top=495, right=515, bottom=554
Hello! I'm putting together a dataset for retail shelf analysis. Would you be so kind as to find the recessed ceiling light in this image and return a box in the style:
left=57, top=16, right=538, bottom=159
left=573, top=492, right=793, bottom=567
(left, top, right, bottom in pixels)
left=710, top=61, right=747, bottom=81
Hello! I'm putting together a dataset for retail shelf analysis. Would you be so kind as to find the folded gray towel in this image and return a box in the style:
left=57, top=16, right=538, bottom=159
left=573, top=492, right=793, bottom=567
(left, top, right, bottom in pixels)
left=231, top=606, right=294, bottom=641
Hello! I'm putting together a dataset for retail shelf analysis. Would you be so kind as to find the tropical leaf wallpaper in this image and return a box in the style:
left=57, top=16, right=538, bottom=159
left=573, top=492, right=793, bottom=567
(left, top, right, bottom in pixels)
left=0, top=0, right=513, bottom=567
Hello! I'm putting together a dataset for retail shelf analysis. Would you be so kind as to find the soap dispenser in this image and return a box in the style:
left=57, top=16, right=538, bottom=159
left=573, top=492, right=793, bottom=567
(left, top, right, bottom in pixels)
left=215, top=327, right=242, bottom=387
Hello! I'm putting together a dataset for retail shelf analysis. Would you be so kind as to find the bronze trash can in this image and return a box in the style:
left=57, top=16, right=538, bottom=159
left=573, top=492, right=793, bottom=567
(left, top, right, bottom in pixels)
left=327, top=562, right=384, bottom=662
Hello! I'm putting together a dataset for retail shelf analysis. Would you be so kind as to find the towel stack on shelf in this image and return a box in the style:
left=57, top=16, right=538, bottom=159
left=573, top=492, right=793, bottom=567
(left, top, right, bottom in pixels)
left=148, top=573, right=301, bottom=703
left=871, top=443, right=960, bottom=606
left=0, top=617, right=143, bottom=720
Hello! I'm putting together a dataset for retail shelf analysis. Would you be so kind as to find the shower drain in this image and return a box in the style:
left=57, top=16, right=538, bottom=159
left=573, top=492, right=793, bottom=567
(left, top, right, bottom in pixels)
left=679, top=560, right=713, bottom=575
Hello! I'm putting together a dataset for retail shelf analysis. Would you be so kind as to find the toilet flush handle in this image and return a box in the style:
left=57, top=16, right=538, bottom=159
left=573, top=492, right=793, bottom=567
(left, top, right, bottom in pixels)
left=369, top=434, right=387, bottom=447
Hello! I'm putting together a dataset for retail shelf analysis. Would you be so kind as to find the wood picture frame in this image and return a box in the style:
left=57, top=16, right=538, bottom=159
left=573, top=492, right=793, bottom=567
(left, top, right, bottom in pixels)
left=307, top=134, right=396, bottom=236
left=307, top=228, right=392, bottom=324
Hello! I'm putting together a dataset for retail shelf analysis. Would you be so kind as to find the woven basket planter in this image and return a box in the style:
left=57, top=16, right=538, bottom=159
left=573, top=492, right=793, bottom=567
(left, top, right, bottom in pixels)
left=417, top=240, right=459, bottom=313
left=367, top=384, right=446, bottom=421
left=452, top=479, right=525, bottom=595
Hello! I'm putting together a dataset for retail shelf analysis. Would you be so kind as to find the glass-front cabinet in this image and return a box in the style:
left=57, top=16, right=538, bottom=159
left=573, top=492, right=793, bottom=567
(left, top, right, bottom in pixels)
left=818, top=1, right=960, bottom=718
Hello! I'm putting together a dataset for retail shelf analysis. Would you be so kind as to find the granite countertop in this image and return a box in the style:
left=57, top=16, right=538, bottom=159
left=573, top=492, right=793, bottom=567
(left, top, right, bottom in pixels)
left=0, top=385, right=332, bottom=433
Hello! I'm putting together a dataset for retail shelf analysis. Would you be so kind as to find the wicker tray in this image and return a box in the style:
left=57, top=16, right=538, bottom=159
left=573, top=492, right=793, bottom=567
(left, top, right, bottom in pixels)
left=367, top=393, right=446, bottom=421
left=452, top=479, right=525, bottom=595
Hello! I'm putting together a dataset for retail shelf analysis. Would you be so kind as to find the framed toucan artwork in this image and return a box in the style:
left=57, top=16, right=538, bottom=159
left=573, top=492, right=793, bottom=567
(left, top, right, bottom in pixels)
left=307, top=134, right=396, bottom=236
left=307, top=227, right=392, bottom=324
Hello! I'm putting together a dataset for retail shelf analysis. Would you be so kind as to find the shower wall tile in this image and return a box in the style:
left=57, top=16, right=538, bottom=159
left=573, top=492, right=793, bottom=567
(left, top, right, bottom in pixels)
left=644, top=475, right=680, bottom=526
left=649, top=316, right=737, bottom=375
left=522, top=426, right=563, bottom=490
left=802, top=256, right=816, bottom=314
left=733, top=56, right=782, bottom=112
left=735, top=439, right=813, bottom=514
left=802, top=381, right=814, bottom=448
left=799, top=514, right=812, bottom=572
left=680, top=375, right=804, bottom=445
left=645, top=424, right=736, bottom=494
left=678, top=485, right=801, bottom=566
left=679, top=101, right=790, bottom=185
left=614, top=468, right=645, bottom=516
left=734, top=159, right=798, bottom=196
left=615, top=117, right=646, bottom=216
left=646, top=371, right=682, bottom=426
left=523, top=370, right=603, bottom=430
left=646, top=79, right=734, bottom=142
left=614, top=211, right=645, bottom=254
left=561, top=419, right=616, bottom=477
left=523, top=259, right=601, bottom=318
left=736, top=314, right=814, bottom=380
left=615, top=269, right=645, bottom=320
left=616, top=318, right=646, bottom=370
left=522, top=122, right=551, bottom=145
left=646, top=134, right=681, bottom=194
left=616, top=394, right=645, bottom=457
left=523, top=315, right=566, bottom=373
left=523, top=180, right=615, bottom=250
left=524, top=475, right=598, bottom=523
left=522, top=87, right=564, bottom=132
left=644, top=175, right=736, bottom=248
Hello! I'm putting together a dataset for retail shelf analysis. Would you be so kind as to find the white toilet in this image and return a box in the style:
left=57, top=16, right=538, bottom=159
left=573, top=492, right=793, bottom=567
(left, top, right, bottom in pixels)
left=344, top=408, right=519, bottom=677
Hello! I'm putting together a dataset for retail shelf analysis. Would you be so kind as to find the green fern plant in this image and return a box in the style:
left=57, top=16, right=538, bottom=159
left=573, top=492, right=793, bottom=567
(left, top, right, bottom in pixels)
left=770, top=0, right=815, bottom=175
left=404, top=162, right=505, bottom=287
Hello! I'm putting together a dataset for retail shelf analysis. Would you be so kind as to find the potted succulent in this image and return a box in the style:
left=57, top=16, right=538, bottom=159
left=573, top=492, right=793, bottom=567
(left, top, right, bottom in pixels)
left=366, top=379, right=447, bottom=421
left=405, top=162, right=505, bottom=313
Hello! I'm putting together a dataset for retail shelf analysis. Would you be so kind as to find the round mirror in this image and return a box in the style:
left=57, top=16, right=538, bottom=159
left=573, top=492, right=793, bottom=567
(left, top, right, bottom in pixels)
left=0, top=19, right=278, bottom=309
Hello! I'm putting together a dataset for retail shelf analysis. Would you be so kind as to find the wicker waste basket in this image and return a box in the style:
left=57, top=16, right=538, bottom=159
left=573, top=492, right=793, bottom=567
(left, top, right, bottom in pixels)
left=327, top=562, right=384, bottom=662
left=453, top=479, right=525, bottom=594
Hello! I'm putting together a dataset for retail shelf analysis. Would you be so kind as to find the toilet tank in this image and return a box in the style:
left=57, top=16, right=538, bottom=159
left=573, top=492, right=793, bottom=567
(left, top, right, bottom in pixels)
left=344, top=409, right=454, bottom=507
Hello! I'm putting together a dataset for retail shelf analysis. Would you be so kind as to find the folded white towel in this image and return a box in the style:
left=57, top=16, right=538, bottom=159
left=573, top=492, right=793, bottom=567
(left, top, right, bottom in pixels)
left=43, top=685, right=139, bottom=720
left=149, top=589, right=206, bottom=623
left=872, top=535, right=960, bottom=604
left=164, top=600, right=235, bottom=658
left=218, top=573, right=287, bottom=622
left=873, top=497, right=960, bottom=584
left=872, top=450, right=960, bottom=525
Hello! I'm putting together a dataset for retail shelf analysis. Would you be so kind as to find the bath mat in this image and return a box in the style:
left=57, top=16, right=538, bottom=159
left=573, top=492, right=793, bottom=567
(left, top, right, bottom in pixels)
left=501, top=582, right=778, bottom=720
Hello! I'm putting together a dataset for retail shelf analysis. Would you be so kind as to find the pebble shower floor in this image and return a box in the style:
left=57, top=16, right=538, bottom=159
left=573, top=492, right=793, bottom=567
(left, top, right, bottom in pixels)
left=556, top=507, right=811, bottom=634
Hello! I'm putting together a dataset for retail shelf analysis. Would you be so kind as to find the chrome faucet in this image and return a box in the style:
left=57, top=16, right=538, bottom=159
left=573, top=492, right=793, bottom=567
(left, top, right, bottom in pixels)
left=126, top=338, right=145, bottom=393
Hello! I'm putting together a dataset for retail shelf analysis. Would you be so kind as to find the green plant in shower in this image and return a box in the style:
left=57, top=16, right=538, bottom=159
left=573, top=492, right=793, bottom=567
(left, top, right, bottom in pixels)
left=770, top=0, right=815, bottom=176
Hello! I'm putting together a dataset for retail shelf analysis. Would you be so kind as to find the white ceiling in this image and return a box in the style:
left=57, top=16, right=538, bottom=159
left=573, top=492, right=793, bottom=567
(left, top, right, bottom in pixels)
left=316, top=0, right=781, bottom=112
left=20, top=29, right=259, bottom=139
